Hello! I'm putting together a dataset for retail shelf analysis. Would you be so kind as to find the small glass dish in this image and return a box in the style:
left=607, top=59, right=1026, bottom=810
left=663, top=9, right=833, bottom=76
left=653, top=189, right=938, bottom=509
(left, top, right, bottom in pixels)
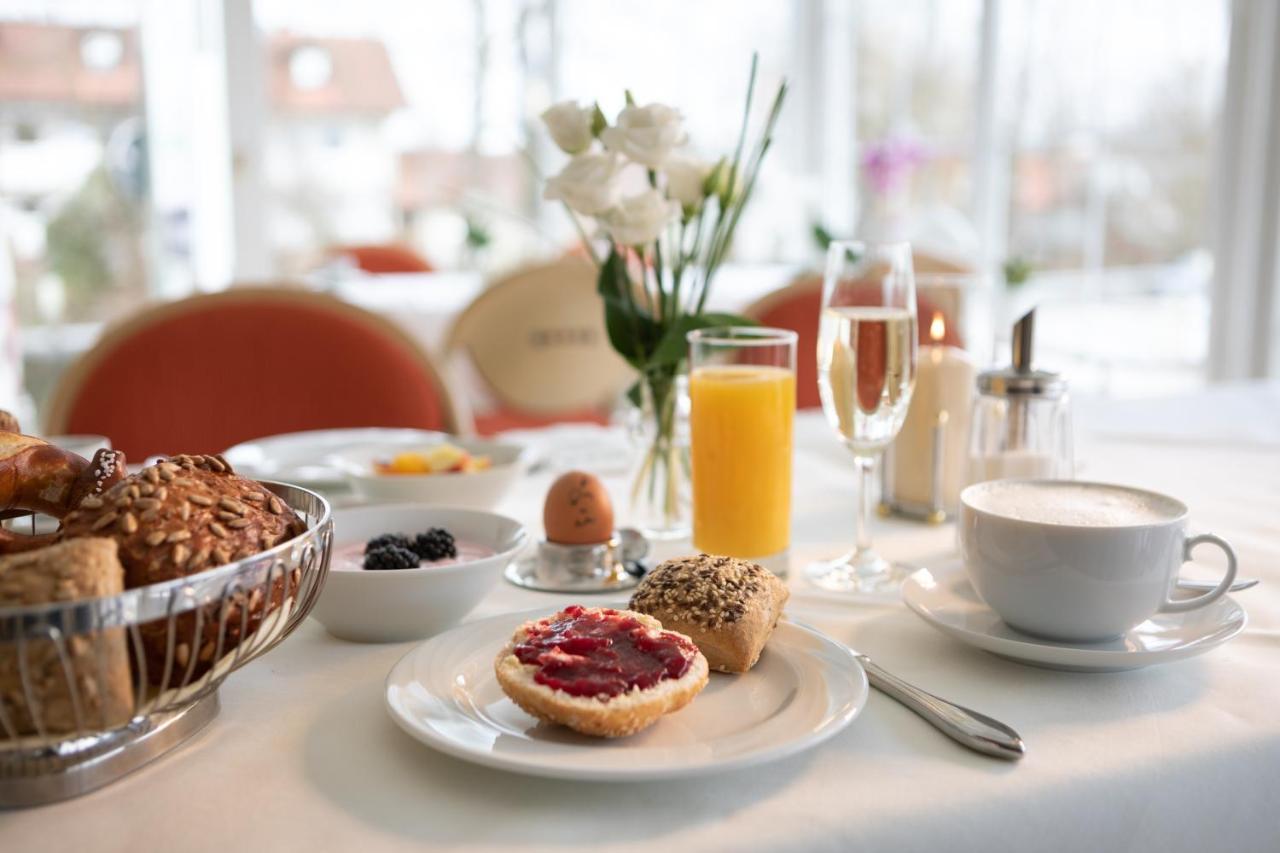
left=504, top=528, right=649, bottom=593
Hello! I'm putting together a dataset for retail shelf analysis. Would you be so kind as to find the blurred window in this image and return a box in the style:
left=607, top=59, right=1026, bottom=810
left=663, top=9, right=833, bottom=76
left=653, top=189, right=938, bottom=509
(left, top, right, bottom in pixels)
left=0, top=0, right=1249, bottom=403
left=994, top=0, right=1228, bottom=395
left=0, top=2, right=155, bottom=327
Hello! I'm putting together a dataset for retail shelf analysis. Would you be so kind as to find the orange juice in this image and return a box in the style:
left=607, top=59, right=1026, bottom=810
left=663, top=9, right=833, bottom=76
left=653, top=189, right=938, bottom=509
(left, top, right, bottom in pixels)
left=689, top=365, right=795, bottom=557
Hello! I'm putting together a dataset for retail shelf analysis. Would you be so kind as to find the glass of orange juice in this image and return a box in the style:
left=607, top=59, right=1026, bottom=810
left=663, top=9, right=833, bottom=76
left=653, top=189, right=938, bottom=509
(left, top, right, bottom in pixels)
left=687, top=327, right=797, bottom=576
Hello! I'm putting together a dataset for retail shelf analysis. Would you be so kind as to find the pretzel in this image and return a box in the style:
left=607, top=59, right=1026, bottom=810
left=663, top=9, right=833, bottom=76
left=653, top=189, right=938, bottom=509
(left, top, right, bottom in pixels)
left=0, top=432, right=126, bottom=553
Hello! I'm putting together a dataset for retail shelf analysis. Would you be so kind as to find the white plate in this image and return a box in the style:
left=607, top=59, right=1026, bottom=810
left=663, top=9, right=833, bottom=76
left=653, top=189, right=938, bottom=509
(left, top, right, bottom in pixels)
left=902, top=562, right=1247, bottom=672
left=223, top=428, right=446, bottom=490
left=385, top=608, right=868, bottom=780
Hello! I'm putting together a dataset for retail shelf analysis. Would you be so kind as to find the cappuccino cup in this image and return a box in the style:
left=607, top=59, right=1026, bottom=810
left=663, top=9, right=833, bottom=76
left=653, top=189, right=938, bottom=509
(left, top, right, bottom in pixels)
left=958, top=480, right=1237, bottom=642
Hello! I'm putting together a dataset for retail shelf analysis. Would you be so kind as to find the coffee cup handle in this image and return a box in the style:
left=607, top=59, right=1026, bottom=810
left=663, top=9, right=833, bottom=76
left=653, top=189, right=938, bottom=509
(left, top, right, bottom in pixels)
left=1160, top=533, right=1238, bottom=614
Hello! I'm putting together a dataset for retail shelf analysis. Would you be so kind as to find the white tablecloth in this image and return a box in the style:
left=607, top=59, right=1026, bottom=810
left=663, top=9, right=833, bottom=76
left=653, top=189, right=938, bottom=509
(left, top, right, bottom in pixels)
left=6, top=386, right=1280, bottom=851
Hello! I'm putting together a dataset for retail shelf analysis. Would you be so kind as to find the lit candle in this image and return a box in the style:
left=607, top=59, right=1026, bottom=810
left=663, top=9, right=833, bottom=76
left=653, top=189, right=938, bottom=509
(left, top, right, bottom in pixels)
left=891, top=312, right=975, bottom=511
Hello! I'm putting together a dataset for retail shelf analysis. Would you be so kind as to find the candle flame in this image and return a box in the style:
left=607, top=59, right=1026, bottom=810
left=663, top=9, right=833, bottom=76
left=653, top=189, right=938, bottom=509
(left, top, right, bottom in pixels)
left=929, top=311, right=946, bottom=342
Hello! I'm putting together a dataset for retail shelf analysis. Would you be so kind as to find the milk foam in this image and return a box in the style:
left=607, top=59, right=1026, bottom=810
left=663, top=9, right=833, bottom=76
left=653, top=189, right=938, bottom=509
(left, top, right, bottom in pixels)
left=967, top=481, right=1180, bottom=527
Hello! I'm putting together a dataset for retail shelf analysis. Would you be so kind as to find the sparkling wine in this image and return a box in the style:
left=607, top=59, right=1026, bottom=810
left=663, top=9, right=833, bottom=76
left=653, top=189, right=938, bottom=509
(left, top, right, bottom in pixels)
left=817, top=306, right=917, bottom=452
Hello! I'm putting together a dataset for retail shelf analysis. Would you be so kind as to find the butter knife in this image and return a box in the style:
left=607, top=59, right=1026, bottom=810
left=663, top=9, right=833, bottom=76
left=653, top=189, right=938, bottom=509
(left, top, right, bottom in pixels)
left=854, top=652, right=1026, bottom=761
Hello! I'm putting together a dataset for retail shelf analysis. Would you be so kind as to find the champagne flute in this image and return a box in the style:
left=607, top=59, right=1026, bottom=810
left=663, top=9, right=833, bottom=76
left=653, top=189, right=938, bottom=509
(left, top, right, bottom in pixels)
left=807, top=240, right=918, bottom=594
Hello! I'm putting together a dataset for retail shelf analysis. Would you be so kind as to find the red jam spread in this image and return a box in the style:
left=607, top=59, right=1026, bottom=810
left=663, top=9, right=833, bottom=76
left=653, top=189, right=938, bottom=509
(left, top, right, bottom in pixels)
left=514, top=605, right=697, bottom=699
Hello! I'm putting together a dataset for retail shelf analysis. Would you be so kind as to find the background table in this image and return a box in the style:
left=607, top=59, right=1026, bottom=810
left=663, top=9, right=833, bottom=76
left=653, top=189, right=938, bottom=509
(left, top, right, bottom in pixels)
left=4, top=383, right=1279, bottom=851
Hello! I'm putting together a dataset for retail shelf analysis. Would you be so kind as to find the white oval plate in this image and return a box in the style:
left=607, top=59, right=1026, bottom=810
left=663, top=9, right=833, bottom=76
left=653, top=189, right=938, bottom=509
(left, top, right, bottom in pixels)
left=223, top=428, right=446, bottom=490
left=903, top=562, right=1247, bottom=672
left=385, top=608, right=868, bottom=781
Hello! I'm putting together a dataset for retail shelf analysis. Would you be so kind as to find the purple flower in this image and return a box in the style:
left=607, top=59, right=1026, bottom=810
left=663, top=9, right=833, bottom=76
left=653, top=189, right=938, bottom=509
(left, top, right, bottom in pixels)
left=861, top=137, right=929, bottom=195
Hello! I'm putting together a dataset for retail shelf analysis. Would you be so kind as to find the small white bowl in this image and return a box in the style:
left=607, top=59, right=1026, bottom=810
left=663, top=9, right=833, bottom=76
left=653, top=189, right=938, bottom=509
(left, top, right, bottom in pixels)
left=329, top=438, right=529, bottom=509
left=312, top=505, right=529, bottom=642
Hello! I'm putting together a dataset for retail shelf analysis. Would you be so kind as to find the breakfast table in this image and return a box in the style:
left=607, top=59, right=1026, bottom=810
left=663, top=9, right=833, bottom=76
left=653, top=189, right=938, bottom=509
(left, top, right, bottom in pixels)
left=4, top=382, right=1279, bottom=852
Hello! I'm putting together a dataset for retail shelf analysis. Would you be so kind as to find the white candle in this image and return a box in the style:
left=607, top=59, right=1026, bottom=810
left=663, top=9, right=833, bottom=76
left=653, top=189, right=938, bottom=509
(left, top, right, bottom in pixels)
left=891, top=312, right=975, bottom=510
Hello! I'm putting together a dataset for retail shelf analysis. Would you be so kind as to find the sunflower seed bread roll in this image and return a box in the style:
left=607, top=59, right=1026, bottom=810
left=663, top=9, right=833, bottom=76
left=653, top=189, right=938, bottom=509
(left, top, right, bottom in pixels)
left=58, top=454, right=307, bottom=685
left=629, top=555, right=789, bottom=673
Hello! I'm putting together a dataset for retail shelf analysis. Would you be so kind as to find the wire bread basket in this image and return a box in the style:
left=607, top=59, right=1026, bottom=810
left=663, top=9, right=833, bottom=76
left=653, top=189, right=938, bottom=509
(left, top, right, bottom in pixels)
left=0, top=481, right=332, bottom=807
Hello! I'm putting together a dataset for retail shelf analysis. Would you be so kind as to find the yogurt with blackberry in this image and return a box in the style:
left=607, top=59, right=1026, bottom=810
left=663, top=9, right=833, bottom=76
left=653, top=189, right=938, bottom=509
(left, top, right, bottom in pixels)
left=334, top=527, right=497, bottom=571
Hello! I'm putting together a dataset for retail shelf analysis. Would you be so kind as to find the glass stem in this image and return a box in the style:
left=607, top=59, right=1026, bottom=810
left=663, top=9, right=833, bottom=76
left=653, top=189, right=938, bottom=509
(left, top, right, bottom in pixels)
left=854, top=454, right=876, bottom=558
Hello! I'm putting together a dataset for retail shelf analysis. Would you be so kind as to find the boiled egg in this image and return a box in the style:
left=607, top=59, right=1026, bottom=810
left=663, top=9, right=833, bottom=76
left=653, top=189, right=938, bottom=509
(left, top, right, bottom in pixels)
left=543, top=471, right=614, bottom=545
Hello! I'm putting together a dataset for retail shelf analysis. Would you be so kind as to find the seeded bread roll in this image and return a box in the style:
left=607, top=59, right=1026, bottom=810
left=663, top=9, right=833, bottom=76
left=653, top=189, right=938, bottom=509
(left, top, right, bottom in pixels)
left=58, top=454, right=307, bottom=685
left=0, top=538, right=134, bottom=737
left=629, top=555, right=789, bottom=673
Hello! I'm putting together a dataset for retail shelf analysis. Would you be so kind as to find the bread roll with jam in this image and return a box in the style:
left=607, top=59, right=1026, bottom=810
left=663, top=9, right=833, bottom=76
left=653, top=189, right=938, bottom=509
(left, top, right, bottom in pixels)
left=494, top=605, right=708, bottom=738
left=629, top=555, right=789, bottom=673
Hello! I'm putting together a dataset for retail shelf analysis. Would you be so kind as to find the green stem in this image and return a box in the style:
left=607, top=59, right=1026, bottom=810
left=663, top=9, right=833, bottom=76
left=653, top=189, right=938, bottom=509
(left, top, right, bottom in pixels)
left=563, top=204, right=601, bottom=267
left=670, top=218, right=688, bottom=316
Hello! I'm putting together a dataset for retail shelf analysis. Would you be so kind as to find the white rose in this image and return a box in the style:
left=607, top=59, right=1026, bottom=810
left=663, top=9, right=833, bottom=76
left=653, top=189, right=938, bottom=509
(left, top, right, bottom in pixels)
left=601, top=103, right=688, bottom=169
left=543, top=152, right=624, bottom=216
left=664, top=154, right=712, bottom=211
left=540, top=101, right=594, bottom=154
left=601, top=189, right=680, bottom=246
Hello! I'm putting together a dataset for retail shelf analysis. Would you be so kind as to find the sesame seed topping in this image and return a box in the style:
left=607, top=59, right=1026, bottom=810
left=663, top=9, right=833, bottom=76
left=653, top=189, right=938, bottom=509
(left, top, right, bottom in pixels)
left=629, top=555, right=772, bottom=628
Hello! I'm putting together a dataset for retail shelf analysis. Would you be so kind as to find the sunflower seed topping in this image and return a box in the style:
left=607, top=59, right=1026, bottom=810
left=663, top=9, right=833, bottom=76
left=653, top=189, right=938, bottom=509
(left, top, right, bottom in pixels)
left=91, top=511, right=119, bottom=531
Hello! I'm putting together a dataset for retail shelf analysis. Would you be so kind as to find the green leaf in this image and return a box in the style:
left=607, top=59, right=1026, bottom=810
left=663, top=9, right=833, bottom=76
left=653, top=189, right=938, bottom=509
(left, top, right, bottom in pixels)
left=811, top=221, right=834, bottom=252
left=597, top=247, right=629, bottom=304
left=590, top=102, right=608, bottom=137
left=649, top=312, right=759, bottom=367
left=1004, top=257, right=1033, bottom=287
left=604, top=300, right=656, bottom=368
left=597, top=248, right=662, bottom=368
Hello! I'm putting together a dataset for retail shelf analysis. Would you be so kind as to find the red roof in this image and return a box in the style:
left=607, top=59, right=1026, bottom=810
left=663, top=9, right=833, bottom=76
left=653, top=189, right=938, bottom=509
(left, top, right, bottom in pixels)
left=269, top=34, right=406, bottom=114
left=0, top=23, right=140, bottom=106
left=0, top=23, right=405, bottom=114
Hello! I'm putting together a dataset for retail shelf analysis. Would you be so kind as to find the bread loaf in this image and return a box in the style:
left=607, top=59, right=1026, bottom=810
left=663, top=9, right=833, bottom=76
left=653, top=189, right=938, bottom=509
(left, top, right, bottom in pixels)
left=0, top=538, right=133, bottom=737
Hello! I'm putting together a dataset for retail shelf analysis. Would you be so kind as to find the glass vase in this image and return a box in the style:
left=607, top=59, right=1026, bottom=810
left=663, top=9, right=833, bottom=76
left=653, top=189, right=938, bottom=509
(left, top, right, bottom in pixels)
left=625, top=372, right=691, bottom=541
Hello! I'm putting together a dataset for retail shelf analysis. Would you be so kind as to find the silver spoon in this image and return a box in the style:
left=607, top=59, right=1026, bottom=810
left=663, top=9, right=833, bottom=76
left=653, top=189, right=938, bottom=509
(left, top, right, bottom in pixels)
left=1177, top=577, right=1259, bottom=593
left=853, top=652, right=1026, bottom=761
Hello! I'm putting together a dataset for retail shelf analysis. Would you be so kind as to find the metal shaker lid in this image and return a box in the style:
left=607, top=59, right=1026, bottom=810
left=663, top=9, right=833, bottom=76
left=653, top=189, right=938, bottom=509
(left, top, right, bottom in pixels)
left=976, top=308, right=1067, bottom=398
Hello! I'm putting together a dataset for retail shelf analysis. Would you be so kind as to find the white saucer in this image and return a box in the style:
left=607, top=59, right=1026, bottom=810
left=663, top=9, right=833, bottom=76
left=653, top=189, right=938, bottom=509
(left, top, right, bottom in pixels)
left=902, top=562, right=1247, bottom=672
left=385, top=608, right=868, bottom=781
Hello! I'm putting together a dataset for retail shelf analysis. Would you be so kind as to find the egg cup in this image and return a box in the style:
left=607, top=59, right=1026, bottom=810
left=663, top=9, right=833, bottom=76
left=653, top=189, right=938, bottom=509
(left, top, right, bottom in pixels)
left=503, top=528, right=648, bottom=593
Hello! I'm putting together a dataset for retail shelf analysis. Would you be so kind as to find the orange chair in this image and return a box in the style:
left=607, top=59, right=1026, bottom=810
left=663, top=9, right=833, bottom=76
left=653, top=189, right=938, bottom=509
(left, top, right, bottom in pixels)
left=45, top=287, right=463, bottom=460
left=744, top=265, right=965, bottom=410
left=331, top=243, right=435, bottom=274
left=444, top=258, right=634, bottom=435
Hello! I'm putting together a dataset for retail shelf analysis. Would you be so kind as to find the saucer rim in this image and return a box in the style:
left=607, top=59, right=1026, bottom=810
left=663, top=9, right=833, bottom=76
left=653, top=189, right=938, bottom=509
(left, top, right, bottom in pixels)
left=902, top=561, right=1247, bottom=671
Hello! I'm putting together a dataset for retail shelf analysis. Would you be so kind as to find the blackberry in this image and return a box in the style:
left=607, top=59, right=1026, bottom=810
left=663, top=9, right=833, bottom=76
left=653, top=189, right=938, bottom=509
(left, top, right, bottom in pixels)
left=363, top=545, right=420, bottom=571
left=365, top=533, right=411, bottom=554
left=413, top=527, right=457, bottom=561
